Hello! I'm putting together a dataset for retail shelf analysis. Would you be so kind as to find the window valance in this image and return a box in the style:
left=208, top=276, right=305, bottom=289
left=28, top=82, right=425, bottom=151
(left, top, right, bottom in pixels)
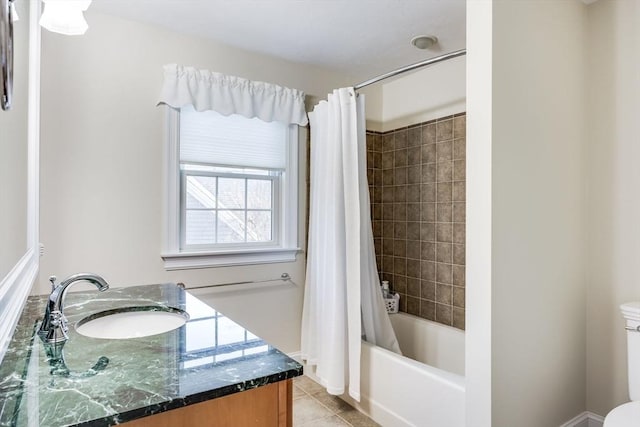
left=158, top=64, right=308, bottom=126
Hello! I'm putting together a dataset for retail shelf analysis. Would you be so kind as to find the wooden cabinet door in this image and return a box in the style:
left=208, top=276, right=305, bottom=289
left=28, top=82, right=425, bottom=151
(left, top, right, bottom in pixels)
left=123, top=379, right=292, bottom=427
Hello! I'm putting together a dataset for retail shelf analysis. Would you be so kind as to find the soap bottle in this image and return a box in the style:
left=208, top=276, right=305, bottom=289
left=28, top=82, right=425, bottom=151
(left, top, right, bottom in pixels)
left=381, top=280, right=391, bottom=299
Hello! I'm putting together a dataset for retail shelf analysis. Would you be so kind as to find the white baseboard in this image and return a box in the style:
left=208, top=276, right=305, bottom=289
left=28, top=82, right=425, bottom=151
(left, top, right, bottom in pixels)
left=560, top=411, right=604, bottom=427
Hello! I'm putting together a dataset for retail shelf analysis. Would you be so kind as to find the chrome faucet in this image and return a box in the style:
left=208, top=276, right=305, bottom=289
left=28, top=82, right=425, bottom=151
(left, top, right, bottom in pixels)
left=38, top=273, right=109, bottom=345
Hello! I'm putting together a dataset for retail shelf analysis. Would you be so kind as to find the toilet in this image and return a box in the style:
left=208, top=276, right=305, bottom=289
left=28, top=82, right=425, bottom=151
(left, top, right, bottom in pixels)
left=604, top=302, right=640, bottom=426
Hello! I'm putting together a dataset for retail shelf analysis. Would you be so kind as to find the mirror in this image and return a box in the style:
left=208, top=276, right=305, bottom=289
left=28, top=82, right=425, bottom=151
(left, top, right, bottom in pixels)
left=0, top=0, right=27, bottom=280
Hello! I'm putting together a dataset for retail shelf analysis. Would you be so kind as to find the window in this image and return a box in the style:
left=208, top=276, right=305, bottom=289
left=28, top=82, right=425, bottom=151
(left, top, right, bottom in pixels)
left=182, top=166, right=276, bottom=247
left=162, top=106, right=299, bottom=269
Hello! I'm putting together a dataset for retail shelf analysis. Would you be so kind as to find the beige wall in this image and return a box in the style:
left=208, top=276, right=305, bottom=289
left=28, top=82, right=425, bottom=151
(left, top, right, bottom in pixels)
left=362, top=57, right=466, bottom=132
left=492, top=1, right=587, bottom=424
left=380, top=57, right=465, bottom=131
left=0, top=0, right=29, bottom=279
left=586, top=0, right=640, bottom=416
left=467, top=0, right=588, bottom=425
left=470, top=0, right=640, bottom=422
left=360, top=84, right=383, bottom=130
left=37, top=11, right=351, bottom=353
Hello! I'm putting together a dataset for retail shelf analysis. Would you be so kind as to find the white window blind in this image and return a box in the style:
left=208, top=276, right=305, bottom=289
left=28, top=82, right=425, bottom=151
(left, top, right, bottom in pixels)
left=179, top=105, right=287, bottom=169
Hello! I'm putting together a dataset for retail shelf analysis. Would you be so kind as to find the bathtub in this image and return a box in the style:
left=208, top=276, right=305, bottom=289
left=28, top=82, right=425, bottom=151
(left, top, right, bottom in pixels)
left=340, top=312, right=465, bottom=427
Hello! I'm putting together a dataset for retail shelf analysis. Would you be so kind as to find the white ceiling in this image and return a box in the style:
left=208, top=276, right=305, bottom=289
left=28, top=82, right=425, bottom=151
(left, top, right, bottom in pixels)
left=90, top=0, right=466, bottom=82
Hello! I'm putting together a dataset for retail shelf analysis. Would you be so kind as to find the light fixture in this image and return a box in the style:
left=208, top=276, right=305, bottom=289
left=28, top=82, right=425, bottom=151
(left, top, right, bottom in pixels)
left=411, top=35, right=438, bottom=50
left=39, top=0, right=92, bottom=35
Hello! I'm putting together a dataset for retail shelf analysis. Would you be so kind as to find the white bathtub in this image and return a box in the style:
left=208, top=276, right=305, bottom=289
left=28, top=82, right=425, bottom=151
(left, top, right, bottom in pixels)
left=341, top=312, right=466, bottom=427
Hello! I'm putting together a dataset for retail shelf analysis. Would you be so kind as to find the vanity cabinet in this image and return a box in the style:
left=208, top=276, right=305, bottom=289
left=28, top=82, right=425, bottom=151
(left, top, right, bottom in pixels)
left=122, top=380, right=292, bottom=427
left=0, top=285, right=302, bottom=427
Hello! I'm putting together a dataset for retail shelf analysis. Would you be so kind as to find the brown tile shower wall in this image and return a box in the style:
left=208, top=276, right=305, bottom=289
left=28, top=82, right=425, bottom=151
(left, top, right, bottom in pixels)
left=367, top=113, right=466, bottom=330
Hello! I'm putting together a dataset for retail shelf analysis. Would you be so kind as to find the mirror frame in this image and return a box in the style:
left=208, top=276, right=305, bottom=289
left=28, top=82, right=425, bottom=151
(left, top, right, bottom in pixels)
left=0, top=0, right=14, bottom=110
left=0, top=0, right=40, bottom=364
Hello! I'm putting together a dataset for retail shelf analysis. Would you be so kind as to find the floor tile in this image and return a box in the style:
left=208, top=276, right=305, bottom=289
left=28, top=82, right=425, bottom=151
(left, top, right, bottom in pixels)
left=337, top=407, right=381, bottom=427
left=300, top=414, right=351, bottom=426
left=293, top=395, right=333, bottom=426
left=294, top=375, right=327, bottom=395
left=293, top=384, right=307, bottom=400
left=312, top=392, right=353, bottom=414
left=293, top=375, right=379, bottom=427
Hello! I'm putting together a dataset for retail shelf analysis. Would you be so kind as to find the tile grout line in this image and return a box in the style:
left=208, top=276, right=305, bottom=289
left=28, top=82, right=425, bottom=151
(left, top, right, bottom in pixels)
left=297, top=391, right=355, bottom=426
left=294, top=376, right=381, bottom=426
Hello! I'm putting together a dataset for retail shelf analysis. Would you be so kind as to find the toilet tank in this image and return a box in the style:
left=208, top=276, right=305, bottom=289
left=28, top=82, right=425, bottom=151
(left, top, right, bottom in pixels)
left=621, top=302, right=640, bottom=401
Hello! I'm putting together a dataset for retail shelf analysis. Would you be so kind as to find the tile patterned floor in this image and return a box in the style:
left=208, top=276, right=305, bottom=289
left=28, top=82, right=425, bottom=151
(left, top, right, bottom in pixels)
left=293, top=376, right=380, bottom=427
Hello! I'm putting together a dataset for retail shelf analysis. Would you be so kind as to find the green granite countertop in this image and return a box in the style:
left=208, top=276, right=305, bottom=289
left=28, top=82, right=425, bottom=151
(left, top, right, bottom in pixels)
left=0, top=283, right=302, bottom=426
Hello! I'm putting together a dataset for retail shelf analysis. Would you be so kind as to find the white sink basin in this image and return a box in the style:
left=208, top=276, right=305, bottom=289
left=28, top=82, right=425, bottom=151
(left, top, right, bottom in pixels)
left=76, top=306, right=189, bottom=339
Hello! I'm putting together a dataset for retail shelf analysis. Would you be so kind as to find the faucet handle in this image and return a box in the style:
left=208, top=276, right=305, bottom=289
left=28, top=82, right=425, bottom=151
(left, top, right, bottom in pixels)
left=49, top=276, right=57, bottom=291
left=50, top=311, right=61, bottom=326
left=42, top=310, right=69, bottom=343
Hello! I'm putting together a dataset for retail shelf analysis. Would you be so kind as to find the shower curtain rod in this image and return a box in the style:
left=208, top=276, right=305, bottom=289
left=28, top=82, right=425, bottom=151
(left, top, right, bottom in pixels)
left=353, top=49, right=467, bottom=90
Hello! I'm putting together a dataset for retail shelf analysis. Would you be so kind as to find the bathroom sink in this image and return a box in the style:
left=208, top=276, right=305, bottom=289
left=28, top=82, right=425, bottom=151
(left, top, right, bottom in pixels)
left=75, top=306, right=189, bottom=339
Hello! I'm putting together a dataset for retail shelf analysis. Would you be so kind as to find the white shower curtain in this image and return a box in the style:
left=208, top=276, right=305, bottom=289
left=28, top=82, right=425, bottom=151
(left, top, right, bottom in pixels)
left=301, top=88, right=400, bottom=401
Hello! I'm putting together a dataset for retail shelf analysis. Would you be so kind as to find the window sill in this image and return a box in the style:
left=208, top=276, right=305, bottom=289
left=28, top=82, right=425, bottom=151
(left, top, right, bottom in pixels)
left=161, top=247, right=301, bottom=270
